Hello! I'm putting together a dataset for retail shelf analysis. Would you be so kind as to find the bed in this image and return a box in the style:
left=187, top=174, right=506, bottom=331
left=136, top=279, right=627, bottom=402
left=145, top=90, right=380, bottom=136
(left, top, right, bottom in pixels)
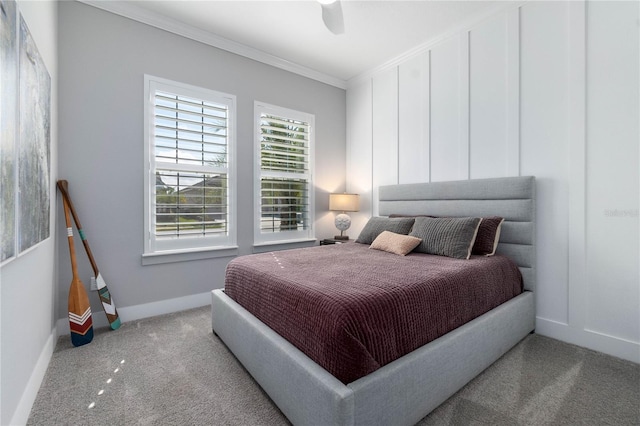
left=211, top=176, right=536, bottom=425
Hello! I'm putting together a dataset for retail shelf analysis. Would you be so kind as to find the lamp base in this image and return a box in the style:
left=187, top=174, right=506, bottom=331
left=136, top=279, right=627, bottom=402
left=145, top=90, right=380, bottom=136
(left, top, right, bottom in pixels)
left=334, top=235, right=349, bottom=241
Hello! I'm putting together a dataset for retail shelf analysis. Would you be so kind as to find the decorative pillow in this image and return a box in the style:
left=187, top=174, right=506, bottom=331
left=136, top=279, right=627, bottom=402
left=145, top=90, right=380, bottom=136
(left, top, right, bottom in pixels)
left=355, top=217, right=415, bottom=245
left=472, top=216, right=505, bottom=256
left=409, top=216, right=482, bottom=259
left=370, top=231, right=422, bottom=256
left=391, top=213, right=505, bottom=257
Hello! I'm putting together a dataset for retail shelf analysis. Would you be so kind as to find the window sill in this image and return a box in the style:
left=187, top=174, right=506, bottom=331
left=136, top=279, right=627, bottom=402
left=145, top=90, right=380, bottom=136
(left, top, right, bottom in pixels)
left=252, top=238, right=317, bottom=253
left=142, top=245, right=239, bottom=265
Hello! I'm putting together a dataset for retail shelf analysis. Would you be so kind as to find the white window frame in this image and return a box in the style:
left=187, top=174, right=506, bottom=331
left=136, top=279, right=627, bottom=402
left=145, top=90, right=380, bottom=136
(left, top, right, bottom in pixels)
left=143, top=75, right=237, bottom=259
left=254, top=102, right=315, bottom=246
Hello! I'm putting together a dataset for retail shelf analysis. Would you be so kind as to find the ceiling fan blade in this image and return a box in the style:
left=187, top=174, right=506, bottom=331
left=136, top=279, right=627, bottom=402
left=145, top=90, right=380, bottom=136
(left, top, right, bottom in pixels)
left=321, top=1, right=344, bottom=35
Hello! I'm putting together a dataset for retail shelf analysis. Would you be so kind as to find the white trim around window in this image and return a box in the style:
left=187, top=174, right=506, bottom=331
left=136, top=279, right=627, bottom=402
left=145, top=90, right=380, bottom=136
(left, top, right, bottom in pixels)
left=254, top=102, right=315, bottom=246
left=143, top=75, right=237, bottom=261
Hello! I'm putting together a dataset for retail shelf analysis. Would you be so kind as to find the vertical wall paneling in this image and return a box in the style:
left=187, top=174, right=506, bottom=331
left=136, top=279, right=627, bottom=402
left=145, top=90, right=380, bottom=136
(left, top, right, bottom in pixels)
left=506, top=7, right=520, bottom=176
left=567, top=1, right=587, bottom=329
left=398, top=52, right=430, bottom=184
left=584, top=1, right=639, bottom=343
left=459, top=33, right=470, bottom=179
left=469, top=13, right=509, bottom=179
left=371, top=67, right=399, bottom=216
left=430, top=35, right=464, bottom=182
left=520, top=1, right=570, bottom=325
left=346, top=1, right=640, bottom=363
left=346, top=79, right=373, bottom=235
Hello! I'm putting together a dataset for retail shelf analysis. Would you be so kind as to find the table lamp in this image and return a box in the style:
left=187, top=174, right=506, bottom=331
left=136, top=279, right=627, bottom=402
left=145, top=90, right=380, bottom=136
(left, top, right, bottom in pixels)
left=329, top=193, right=360, bottom=240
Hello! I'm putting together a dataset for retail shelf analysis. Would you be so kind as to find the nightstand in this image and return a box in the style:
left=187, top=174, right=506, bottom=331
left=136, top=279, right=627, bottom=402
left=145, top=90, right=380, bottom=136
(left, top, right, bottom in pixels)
left=320, top=238, right=351, bottom=245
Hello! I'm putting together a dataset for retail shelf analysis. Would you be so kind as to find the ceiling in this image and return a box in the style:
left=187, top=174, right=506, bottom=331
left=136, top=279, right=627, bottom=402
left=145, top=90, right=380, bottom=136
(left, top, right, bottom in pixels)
left=90, top=0, right=509, bottom=86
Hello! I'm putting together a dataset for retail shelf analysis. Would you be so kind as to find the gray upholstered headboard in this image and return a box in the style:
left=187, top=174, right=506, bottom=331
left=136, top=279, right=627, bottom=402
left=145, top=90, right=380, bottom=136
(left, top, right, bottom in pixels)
left=378, top=176, right=536, bottom=292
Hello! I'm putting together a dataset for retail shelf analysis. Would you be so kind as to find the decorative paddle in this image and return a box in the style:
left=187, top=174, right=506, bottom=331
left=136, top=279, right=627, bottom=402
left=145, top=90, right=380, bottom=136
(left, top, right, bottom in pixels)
left=57, top=180, right=121, bottom=330
left=62, top=195, right=94, bottom=346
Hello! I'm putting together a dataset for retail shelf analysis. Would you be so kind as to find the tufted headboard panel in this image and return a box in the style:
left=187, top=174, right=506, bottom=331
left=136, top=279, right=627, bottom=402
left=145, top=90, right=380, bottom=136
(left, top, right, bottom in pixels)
left=378, top=176, right=536, bottom=291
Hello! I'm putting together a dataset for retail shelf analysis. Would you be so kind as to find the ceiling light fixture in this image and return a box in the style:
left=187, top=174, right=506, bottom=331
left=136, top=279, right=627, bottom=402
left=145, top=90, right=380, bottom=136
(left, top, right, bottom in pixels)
left=318, top=0, right=344, bottom=34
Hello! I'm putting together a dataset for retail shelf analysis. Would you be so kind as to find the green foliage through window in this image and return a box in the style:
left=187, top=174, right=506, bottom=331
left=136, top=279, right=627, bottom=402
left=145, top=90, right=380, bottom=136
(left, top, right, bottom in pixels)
left=259, top=112, right=311, bottom=234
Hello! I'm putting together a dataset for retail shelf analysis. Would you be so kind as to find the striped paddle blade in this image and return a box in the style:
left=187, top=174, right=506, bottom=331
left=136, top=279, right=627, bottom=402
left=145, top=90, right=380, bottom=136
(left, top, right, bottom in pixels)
left=96, top=273, right=121, bottom=330
left=68, top=291, right=94, bottom=346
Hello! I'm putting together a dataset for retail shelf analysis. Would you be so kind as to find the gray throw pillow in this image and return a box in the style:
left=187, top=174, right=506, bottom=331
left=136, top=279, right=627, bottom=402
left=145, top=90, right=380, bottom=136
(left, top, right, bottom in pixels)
left=409, top=216, right=482, bottom=259
left=355, top=217, right=415, bottom=245
left=391, top=214, right=504, bottom=257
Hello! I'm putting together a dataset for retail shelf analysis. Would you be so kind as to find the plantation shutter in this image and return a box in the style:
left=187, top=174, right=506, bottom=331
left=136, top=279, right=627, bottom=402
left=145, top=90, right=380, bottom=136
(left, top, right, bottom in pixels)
left=145, top=76, right=236, bottom=254
left=258, top=108, right=313, bottom=239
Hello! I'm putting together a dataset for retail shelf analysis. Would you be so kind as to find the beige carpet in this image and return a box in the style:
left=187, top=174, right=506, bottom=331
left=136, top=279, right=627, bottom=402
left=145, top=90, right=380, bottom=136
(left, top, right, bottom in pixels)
left=28, top=306, right=639, bottom=425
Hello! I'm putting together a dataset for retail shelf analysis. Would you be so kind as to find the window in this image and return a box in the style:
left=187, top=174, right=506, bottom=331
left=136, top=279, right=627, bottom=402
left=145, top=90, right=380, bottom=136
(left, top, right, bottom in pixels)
left=254, top=102, right=315, bottom=245
left=144, top=76, right=236, bottom=256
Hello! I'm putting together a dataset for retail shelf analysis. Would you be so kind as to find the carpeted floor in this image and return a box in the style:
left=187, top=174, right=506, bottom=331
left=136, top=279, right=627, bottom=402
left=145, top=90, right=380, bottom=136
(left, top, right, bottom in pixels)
left=28, top=306, right=639, bottom=425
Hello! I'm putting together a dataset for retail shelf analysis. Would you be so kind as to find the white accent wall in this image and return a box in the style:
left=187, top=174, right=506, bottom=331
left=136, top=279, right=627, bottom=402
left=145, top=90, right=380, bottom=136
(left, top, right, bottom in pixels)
left=346, top=1, right=639, bottom=363
left=1, top=2, right=59, bottom=425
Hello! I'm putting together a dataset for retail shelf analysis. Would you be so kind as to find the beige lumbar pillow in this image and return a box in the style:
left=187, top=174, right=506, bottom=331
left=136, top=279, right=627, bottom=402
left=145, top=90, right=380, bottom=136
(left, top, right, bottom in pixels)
left=370, top=231, right=422, bottom=256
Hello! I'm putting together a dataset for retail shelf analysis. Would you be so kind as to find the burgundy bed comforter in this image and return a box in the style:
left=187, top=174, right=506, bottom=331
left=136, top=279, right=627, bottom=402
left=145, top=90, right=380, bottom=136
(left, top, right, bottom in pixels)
left=224, top=243, right=522, bottom=384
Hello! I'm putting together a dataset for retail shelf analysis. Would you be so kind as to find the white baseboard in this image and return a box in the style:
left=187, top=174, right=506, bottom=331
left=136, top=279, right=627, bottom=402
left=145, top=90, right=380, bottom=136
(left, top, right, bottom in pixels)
left=56, top=291, right=212, bottom=335
left=536, top=317, right=640, bottom=364
left=11, top=329, right=56, bottom=426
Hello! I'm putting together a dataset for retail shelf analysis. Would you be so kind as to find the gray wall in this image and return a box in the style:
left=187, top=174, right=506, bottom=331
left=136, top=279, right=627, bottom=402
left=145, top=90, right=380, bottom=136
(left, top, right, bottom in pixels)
left=57, top=2, right=346, bottom=319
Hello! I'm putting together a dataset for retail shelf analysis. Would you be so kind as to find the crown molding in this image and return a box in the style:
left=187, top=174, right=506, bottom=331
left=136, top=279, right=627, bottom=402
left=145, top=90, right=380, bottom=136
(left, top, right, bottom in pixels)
left=77, top=0, right=348, bottom=90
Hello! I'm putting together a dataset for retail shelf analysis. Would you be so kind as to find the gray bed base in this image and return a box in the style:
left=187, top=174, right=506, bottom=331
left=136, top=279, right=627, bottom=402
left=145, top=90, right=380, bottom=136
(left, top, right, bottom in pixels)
left=211, top=176, right=536, bottom=425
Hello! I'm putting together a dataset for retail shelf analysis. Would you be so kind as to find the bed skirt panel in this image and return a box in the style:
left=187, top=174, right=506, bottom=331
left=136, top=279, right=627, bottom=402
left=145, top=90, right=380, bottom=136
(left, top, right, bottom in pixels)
left=349, top=290, right=535, bottom=425
left=211, top=289, right=354, bottom=425
left=212, top=289, right=534, bottom=426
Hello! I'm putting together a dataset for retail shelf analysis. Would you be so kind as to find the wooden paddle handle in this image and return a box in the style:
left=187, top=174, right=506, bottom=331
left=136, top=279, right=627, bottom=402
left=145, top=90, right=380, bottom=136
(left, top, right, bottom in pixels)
left=57, top=180, right=99, bottom=276
left=62, top=195, right=80, bottom=279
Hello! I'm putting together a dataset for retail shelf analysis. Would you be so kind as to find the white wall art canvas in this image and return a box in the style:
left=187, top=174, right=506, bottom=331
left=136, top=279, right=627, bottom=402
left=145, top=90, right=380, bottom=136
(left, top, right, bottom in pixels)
left=0, top=0, right=17, bottom=263
left=18, top=11, right=50, bottom=254
left=0, top=1, right=51, bottom=264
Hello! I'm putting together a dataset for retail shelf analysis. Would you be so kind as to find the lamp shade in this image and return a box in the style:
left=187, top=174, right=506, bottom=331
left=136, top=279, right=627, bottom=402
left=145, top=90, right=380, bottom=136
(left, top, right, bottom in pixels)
left=329, top=193, right=359, bottom=212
